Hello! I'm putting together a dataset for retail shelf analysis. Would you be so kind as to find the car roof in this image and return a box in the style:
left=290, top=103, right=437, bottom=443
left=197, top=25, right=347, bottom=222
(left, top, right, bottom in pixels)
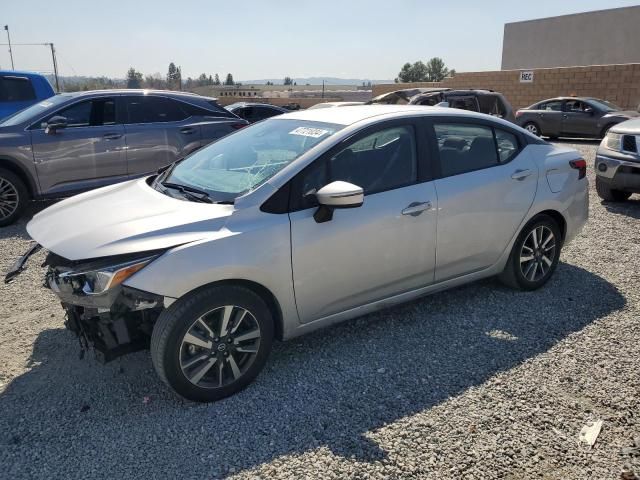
left=61, top=89, right=209, bottom=99
left=275, top=104, right=502, bottom=126
left=0, top=70, right=48, bottom=78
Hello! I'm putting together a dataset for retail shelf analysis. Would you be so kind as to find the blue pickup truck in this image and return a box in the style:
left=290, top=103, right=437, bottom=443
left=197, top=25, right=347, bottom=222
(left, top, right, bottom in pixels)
left=0, top=71, right=55, bottom=120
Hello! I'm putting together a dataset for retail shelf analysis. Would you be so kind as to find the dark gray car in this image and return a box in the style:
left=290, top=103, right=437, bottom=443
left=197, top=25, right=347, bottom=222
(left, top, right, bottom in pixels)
left=369, top=88, right=516, bottom=123
left=515, top=97, right=639, bottom=140
left=0, top=90, right=247, bottom=226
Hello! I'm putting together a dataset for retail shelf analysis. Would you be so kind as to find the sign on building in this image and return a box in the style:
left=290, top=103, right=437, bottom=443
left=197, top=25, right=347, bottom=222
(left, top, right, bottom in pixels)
left=520, top=71, right=534, bottom=83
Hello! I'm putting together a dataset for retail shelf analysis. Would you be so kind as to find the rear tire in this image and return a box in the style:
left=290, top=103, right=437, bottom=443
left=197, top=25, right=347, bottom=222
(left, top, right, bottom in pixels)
left=151, top=285, right=274, bottom=402
left=596, top=177, right=631, bottom=202
left=499, top=215, right=562, bottom=291
left=0, top=168, right=28, bottom=227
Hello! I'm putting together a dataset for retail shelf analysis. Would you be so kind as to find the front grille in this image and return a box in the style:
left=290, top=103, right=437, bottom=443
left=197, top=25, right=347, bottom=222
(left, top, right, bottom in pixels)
left=622, top=135, right=637, bottom=153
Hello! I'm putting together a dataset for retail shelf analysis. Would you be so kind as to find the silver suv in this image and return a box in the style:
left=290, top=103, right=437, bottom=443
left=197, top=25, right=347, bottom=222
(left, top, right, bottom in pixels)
left=0, top=90, right=247, bottom=225
left=596, top=118, right=640, bottom=201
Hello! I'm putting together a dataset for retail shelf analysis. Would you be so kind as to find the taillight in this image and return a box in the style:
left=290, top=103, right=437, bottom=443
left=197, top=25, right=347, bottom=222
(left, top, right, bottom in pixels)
left=569, top=158, right=587, bottom=179
left=232, top=122, right=247, bottom=130
left=515, top=110, right=523, bottom=118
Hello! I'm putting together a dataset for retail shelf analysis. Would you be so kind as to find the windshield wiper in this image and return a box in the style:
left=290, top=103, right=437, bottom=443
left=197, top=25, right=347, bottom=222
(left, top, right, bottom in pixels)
left=160, top=182, right=214, bottom=203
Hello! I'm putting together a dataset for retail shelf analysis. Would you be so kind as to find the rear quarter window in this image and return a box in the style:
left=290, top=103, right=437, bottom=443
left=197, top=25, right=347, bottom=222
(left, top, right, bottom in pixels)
left=0, top=76, right=36, bottom=102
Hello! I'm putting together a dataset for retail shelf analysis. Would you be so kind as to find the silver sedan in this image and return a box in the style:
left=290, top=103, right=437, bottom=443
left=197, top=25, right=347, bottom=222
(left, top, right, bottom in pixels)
left=14, top=105, right=589, bottom=402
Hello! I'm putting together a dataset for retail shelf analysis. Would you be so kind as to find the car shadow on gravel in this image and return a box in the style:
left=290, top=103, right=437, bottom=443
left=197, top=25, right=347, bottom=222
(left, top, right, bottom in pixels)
left=601, top=197, right=640, bottom=219
left=0, top=263, right=626, bottom=478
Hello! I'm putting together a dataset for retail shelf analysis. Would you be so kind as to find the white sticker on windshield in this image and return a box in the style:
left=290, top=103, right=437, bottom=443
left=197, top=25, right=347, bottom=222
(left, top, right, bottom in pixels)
left=289, top=127, right=329, bottom=138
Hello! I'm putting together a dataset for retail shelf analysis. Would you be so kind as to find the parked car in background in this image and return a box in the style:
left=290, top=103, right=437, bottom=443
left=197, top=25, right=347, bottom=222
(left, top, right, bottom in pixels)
left=224, top=102, right=288, bottom=123
left=369, top=88, right=516, bottom=123
left=595, top=118, right=640, bottom=201
left=0, top=70, right=55, bottom=120
left=308, top=101, right=365, bottom=109
left=9, top=105, right=588, bottom=402
left=515, top=97, right=639, bottom=139
left=0, top=89, right=247, bottom=226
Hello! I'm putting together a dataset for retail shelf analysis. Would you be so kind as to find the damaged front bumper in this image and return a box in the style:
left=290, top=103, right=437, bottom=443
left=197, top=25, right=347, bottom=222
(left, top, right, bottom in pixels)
left=42, top=251, right=171, bottom=362
left=63, top=286, right=165, bottom=363
left=5, top=245, right=173, bottom=363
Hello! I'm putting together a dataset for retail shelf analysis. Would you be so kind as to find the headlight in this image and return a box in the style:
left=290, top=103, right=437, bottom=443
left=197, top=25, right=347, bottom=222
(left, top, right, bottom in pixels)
left=59, top=256, right=157, bottom=296
left=604, top=132, right=622, bottom=151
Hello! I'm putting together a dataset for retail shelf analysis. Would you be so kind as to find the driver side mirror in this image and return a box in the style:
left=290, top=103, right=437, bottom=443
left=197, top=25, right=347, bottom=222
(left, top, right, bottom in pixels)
left=435, top=101, right=449, bottom=108
left=313, top=181, right=364, bottom=223
left=584, top=107, right=594, bottom=115
left=45, top=115, right=68, bottom=134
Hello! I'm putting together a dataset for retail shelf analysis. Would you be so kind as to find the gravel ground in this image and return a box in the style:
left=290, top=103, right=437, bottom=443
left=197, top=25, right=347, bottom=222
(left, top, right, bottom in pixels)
left=1, top=141, right=639, bottom=479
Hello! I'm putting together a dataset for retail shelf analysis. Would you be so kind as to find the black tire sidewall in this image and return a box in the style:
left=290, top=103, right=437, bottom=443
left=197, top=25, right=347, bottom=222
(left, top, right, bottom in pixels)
left=0, top=168, right=28, bottom=227
left=510, top=216, right=562, bottom=291
left=153, top=285, right=274, bottom=402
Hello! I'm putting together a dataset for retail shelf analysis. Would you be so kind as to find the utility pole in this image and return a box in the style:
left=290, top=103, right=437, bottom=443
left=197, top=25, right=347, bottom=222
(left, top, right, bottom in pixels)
left=322, top=79, right=325, bottom=99
left=48, top=43, right=60, bottom=92
left=4, top=25, right=14, bottom=69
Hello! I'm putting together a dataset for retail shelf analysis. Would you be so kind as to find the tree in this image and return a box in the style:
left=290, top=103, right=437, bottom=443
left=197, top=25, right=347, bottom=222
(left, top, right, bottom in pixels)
left=197, top=73, right=208, bottom=86
left=144, top=72, right=167, bottom=90
left=126, top=67, right=143, bottom=88
left=208, top=75, right=213, bottom=85
left=283, top=76, right=293, bottom=86
left=224, top=73, right=234, bottom=86
left=396, top=61, right=428, bottom=83
left=185, top=77, right=194, bottom=88
left=214, top=74, right=221, bottom=85
left=425, top=57, right=449, bottom=82
left=395, top=58, right=453, bottom=83
left=167, top=62, right=182, bottom=90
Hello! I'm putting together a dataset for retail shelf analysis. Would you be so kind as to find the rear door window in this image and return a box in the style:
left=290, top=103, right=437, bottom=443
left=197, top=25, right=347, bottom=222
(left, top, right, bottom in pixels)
left=446, top=96, right=480, bottom=112
left=538, top=100, right=563, bottom=111
left=434, top=123, right=498, bottom=177
left=124, top=96, right=189, bottom=124
left=0, top=76, right=36, bottom=102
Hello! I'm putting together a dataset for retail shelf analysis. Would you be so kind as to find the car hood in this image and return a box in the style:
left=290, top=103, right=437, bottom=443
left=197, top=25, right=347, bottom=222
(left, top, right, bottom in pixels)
left=604, top=110, right=640, bottom=119
left=610, top=118, right=640, bottom=134
left=27, top=178, right=234, bottom=261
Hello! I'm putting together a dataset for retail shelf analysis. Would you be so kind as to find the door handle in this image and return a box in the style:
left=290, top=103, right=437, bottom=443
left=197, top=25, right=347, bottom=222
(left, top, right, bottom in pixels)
left=511, top=169, right=532, bottom=181
left=402, top=201, right=432, bottom=217
left=103, top=133, right=122, bottom=140
left=180, top=127, right=196, bottom=135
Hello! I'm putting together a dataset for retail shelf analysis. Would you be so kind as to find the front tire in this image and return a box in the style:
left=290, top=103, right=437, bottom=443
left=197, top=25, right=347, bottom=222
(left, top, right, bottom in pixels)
left=151, top=285, right=274, bottom=402
left=499, top=215, right=562, bottom=291
left=523, top=122, right=540, bottom=137
left=595, top=176, right=631, bottom=202
left=0, top=168, right=28, bottom=227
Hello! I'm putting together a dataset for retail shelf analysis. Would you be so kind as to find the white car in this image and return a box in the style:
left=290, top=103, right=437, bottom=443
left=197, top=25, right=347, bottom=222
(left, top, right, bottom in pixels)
left=8, top=106, right=589, bottom=402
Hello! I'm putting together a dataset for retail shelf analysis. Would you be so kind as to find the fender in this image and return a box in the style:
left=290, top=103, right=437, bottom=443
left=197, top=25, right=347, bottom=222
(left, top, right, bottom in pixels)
left=0, top=155, right=39, bottom=196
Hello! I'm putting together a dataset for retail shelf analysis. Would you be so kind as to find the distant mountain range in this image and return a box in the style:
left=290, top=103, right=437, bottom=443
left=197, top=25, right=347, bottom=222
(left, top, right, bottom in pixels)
left=240, top=77, right=393, bottom=86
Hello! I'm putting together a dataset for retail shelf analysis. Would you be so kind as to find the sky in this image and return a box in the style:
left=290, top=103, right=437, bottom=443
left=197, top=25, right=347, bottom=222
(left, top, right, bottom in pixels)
left=1, top=0, right=639, bottom=81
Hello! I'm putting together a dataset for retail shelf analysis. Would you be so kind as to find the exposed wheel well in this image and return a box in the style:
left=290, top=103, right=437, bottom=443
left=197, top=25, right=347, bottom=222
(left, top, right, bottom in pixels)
left=0, top=158, right=35, bottom=197
left=533, top=210, right=567, bottom=242
left=190, top=279, right=284, bottom=341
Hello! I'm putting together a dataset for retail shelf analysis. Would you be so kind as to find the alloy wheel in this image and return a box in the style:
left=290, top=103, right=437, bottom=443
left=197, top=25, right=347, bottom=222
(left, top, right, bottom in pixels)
left=525, top=124, right=539, bottom=136
left=179, top=305, right=261, bottom=388
left=0, top=177, right=19, bottom=221
left=519, top=225, right=556, bottom=282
